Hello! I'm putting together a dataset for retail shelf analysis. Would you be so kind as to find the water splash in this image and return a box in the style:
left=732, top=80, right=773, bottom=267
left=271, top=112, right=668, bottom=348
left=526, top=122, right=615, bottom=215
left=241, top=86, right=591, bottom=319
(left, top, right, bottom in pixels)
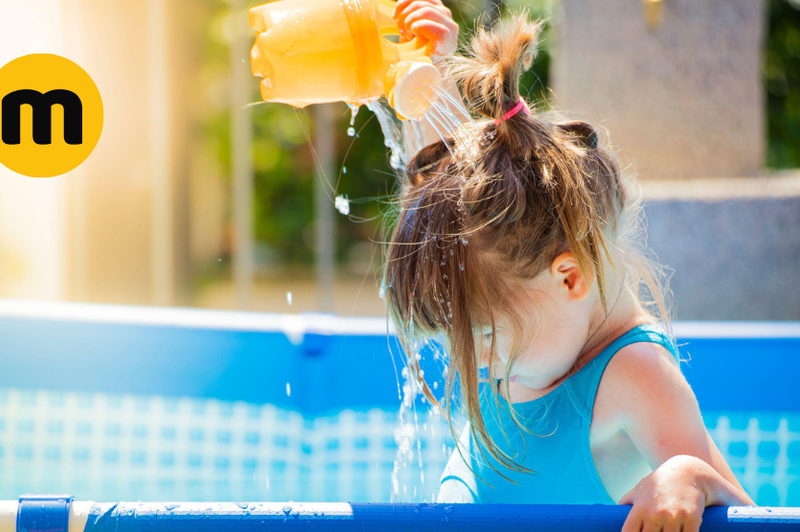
left=391, top=337, right=425, bottom=502
left=347, top=104, right=360, bottom=137
left=366, top=98, right=424, bottom=173
left=334, top=195, right=350, bottom=216
left=378, top=278, right=387, bottom=300
left=365, top=87, right=477, bottom=505
left=365, top=86, right=477, bottom=175
left=391, top=338, right=438, bottom=503
left=423, top=86, right=483, bottom=169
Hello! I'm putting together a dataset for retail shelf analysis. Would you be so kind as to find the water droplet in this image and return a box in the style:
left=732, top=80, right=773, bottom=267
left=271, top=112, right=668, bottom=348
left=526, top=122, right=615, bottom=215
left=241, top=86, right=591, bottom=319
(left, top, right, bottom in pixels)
left=342, top=166, right=347, bottom=174
left=347, top=126, right=356, bottom=137
left=348, top=103, right=360, bottom=125
left=433, top=381, right=438, bottom=389
left=282, top=506, right=292, bottom=515
left=335, top=195, right=350, bottom=216
left=236, top=502, right=249, bottom=510
left=285, top=382, right=291, bottom=397
left=286, top=291, right=293, bottom=306
left=164, top=503, right=180, bottom=511
left=390, top=152, right=403, bottom=170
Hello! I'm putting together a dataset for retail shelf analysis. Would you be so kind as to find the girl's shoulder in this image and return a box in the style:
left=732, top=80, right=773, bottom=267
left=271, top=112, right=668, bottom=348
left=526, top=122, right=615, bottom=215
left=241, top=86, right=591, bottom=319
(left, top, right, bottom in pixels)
left=571, top=323, right=680, bottom=413
left=437, top=423, right=480, bottom=503
left=594, top=335, right=694, bottom=437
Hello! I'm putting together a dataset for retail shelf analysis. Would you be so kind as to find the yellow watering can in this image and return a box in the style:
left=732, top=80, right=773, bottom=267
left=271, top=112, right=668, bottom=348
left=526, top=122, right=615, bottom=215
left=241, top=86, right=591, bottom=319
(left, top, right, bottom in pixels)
left=249, top=0, right=442, bottom=119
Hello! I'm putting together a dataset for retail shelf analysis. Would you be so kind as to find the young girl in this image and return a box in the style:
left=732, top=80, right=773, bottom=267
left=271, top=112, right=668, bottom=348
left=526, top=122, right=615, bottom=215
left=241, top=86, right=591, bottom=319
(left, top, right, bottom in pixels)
left=389, top=1, right=755, bottom=530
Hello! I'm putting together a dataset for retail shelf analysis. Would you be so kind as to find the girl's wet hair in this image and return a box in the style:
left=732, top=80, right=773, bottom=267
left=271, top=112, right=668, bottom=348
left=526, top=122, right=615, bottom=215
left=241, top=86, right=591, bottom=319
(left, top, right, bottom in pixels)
left=383, top=13, right=672, bottom=484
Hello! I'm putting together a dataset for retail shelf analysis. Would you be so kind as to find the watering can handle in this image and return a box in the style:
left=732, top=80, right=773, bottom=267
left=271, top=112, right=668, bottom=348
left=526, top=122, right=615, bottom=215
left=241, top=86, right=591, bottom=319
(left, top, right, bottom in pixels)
left=375, top=0, right=431, bottom=58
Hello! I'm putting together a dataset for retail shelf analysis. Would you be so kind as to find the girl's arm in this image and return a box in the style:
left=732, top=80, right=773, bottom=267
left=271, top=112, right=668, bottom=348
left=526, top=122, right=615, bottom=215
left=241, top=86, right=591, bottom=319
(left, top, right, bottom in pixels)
left=600, top=342, right=754, bottom=532
left=393, top=0, right=465, bottom=158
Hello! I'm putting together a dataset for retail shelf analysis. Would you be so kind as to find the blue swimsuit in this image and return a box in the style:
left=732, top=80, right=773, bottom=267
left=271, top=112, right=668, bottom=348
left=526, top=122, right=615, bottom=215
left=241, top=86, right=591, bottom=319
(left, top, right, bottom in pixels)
left=437, top=324, right=681, bottom=504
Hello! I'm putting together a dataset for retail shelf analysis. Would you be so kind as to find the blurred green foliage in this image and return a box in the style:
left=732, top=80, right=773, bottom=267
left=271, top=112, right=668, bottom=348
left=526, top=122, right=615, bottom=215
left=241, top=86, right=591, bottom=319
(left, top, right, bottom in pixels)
left=202, top=0, right=797, bottom=277
left=765, top=0, right=800, bottom=168
left=210, top=0, right=552, bottom=271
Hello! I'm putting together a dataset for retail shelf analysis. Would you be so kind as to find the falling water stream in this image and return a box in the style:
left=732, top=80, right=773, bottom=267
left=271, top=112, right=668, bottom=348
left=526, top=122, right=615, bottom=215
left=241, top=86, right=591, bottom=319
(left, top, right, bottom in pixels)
left=364, top=86, right=479, bottom=503
left=337, top=86, right=477, bottom=503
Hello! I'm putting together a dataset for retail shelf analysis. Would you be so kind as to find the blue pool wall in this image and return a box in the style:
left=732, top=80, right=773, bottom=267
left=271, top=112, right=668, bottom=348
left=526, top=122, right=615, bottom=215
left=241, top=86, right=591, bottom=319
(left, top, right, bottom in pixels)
left=0, top=301, right=797, bottom=413
left=0, top=300, right=798, bottom=505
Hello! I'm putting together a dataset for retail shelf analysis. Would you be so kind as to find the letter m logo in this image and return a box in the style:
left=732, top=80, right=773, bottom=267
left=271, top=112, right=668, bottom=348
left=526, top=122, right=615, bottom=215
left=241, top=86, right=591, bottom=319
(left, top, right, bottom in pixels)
left=2, top=89, right=83, bottom=145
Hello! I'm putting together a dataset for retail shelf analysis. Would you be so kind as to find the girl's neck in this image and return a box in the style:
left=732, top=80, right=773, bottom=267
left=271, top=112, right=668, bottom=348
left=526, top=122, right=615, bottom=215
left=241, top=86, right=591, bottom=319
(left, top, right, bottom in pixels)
left=577, top=283, right=655, bottom=368
left=500, top=284, right=654, bottom=403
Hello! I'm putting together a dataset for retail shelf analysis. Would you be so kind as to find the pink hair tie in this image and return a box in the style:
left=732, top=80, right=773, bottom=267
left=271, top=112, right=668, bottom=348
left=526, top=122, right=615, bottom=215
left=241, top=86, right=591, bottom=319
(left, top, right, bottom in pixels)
left=495, top=97, right=531, bottom=124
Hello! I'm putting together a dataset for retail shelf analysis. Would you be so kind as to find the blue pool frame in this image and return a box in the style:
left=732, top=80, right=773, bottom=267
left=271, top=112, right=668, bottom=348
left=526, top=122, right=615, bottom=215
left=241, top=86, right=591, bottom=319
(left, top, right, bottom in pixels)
left=10, top=496, right=800, bottom=532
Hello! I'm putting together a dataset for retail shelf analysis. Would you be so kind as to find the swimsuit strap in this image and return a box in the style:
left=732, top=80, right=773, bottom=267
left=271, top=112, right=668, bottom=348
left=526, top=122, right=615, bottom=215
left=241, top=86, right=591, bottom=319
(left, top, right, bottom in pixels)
left=565, top=324, right=680, bottom=420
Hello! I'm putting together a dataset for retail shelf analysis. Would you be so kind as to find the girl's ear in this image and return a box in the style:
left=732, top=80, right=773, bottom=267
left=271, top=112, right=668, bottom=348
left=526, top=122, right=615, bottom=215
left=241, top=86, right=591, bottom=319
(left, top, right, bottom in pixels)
left=549, top=252, right=592, bottom=300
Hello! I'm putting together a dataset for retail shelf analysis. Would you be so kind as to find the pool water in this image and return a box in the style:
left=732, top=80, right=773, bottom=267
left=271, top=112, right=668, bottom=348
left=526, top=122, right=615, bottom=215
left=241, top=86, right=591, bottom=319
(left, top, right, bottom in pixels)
left=0, top=388, right=448, bottom=503
left=0, top=387, right=798, bottom=506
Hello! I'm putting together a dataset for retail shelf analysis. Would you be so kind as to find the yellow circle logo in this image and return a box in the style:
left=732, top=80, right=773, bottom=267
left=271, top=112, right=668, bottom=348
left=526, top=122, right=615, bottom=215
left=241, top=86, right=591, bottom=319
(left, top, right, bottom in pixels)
left=0, top=53, right=103, bottom=178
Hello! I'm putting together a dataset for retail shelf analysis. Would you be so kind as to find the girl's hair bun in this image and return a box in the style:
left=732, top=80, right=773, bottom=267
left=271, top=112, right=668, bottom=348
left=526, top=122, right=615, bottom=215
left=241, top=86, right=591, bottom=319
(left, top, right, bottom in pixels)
left=448, top=13, right=542, bottom=122
left=557, top=121, right=600, bottom=150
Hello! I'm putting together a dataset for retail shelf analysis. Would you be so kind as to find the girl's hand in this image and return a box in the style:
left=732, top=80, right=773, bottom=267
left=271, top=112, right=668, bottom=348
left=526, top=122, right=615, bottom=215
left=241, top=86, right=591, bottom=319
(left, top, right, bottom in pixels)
left=392, top=0, right=459, bottom=63
left=619, top=455, right=754, bottom=532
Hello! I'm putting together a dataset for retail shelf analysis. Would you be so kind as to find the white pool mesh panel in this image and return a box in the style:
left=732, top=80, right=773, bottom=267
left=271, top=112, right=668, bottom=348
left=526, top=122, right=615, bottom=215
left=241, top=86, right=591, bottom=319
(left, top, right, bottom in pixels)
left=705, top=411, right=800, bottom=506
left=0, top=388, right=797, bottom=505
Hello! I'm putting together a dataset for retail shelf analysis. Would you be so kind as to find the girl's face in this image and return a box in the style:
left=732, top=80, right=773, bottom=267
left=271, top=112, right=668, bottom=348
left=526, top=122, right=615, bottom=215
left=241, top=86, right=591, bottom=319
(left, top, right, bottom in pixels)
left=475, top=254, right=597, bottom=391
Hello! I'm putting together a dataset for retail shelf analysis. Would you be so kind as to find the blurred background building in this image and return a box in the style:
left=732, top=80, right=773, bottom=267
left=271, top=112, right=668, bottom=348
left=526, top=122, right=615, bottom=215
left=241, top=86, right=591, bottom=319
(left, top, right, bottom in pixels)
left=0, top=0, right=797, bottom=319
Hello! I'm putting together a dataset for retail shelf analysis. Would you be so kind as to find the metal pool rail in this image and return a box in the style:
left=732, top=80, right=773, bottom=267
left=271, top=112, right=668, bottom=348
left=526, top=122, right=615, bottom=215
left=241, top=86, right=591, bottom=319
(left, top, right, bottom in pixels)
left=2, top=497, right=800, bottom=532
